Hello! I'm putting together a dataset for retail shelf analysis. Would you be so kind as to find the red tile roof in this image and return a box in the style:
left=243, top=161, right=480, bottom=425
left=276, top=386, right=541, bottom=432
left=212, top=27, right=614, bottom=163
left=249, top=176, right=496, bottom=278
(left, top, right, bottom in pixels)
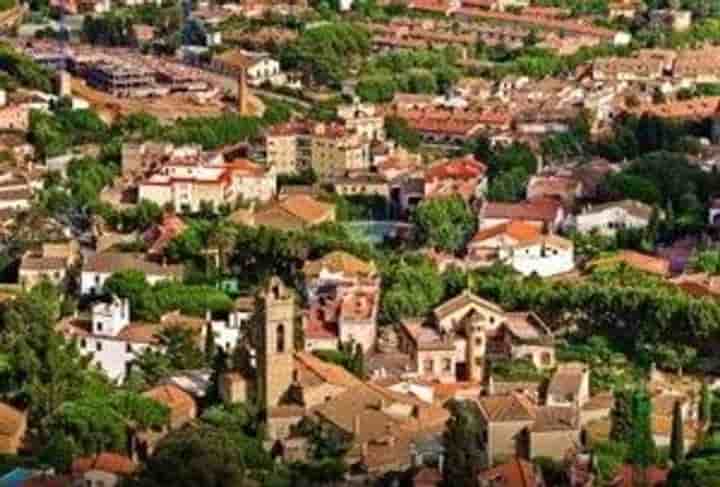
left=483, top=198, right=562, bottom=223
left=72, top=453, right=136, bottom=476
left=478, top=458, right=541, bottom=487
left=425, top=156, right=487, bottom=181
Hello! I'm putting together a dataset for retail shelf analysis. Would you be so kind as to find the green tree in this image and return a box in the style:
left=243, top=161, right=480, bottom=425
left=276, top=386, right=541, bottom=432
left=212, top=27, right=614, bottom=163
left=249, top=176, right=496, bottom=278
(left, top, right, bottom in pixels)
left=628, top=389, right=656, bottom=468
left=0, top=284, right=94, bottom=436
left=671, top=400, right=685, bottom=465
left=131, top=425, right=273, bottom=487
left=384, top=116, right=421, bottom=151
left=699, top=383, right=712, bottom=425
left=443, top=399, right=486, bottom=487
left=690, top=250, right=720, bottom=275
left=380, top=254, right=445, bottom=323
left=667, top=455, right=720, bottom=487
left=610, top=388, right=634, bottom=443
left=411, top=195, right=476, bottom=254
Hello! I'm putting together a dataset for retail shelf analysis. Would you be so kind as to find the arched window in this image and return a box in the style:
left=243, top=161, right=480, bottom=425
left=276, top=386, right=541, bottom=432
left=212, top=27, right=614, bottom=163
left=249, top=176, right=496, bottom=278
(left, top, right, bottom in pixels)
left=276, top=324, right=285, bottom=353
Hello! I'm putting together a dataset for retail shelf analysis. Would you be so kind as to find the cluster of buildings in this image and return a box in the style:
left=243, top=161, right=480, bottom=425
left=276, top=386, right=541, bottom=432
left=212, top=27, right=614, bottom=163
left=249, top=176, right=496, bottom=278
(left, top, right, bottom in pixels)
left=117, top=143, right=277, bottom=213
left=406, top=0, right=630, bottom=46
left=17, top=40, right=215, bottom=99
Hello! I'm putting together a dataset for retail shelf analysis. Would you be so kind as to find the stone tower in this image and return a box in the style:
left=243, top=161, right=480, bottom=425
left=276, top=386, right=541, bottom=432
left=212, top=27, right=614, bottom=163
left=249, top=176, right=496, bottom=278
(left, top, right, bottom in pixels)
left=238, top=67, right=249, bottom=115
left=257, top=277, right=295, bottom=410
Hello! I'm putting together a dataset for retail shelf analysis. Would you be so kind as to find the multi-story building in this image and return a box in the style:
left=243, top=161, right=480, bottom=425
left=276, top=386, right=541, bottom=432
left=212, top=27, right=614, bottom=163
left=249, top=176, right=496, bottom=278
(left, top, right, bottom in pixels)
left=263, top=121, right=313, bottom=174
left=397, top=291, right=556, bottom=383
left=574, top=199, right=654, bottom=236
left=138, top=149, right=276, bottom=213
left=310, top=123, right=370, bottom=177
left=302, top=251, right=381, bottom=352
left=59, top=296, right=242, bottom=381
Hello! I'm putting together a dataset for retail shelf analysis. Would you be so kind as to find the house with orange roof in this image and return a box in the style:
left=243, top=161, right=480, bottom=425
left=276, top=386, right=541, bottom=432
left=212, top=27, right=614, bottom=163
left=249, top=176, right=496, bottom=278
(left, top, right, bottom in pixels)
left=138, top=146, right=276, bottom=213
left=477, top=457, right=545, bottom=487
left=424, top=155, right=488, bottom=202
left=72, top=453, right=136, bottom=487
left=230, top=193, right=335, bottom=231
left=480, top=198, right=566, bottom=233
left=302, top=251, right=381, bottom=352
left=467, top=222, right=575, bottom=277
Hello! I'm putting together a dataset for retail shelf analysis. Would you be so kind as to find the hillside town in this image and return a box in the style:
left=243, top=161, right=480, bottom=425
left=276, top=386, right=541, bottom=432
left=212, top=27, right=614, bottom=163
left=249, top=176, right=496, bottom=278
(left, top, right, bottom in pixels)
left=2, top=0, right=720, bottom=486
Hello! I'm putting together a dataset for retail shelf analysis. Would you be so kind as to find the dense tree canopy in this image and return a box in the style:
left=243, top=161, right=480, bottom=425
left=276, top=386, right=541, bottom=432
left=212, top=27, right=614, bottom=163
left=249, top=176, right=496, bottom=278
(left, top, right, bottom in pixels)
left=411, top=195, right=476, bottom=254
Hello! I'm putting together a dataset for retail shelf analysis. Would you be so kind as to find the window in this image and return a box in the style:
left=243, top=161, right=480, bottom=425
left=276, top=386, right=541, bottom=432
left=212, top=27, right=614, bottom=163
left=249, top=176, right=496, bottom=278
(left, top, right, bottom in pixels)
left=126, top=344, right=133, bottom=353
left=80, top=339, right=86, bottom=349
left=423, top=359, right=434, bottom=373
left=475, top=337, right=483, bottom=346
left=475, top=357, right=482, bottom=366
left=96, top=322, right=103, bottom=332
left=96, top=342, right=103, bottom=352
left=276, top=324, right=285, bottom=353
left=443, top=358, right=452, bottom=373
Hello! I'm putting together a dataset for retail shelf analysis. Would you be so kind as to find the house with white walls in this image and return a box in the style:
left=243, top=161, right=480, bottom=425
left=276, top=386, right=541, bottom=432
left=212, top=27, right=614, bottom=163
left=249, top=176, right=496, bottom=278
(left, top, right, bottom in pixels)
left=59, top=296, right=243, bottom=382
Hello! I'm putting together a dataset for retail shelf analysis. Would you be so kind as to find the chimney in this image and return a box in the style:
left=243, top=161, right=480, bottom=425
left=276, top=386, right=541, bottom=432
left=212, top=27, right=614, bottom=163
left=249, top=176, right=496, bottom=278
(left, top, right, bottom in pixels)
left=237, top=68, right=249, bottom=115
left=353, top=414, right=361, bottom=436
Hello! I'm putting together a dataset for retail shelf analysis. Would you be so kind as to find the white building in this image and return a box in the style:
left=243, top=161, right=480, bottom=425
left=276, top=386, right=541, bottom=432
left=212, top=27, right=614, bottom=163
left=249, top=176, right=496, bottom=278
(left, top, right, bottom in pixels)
left=507, top=235, right=575, bottom=277
left=574, top=199, right=654, bottom=236
left=61, top=296, right=243, bottom=382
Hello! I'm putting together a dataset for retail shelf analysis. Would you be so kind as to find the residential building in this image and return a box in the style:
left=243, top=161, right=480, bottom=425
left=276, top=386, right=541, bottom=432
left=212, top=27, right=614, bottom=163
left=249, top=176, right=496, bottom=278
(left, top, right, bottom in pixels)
left=230, top=193, right=336, bottom=231
left=138, top=151, right=276, bottom=213
left=59, top=296, right=241, bottom=381
left=480, top=198, right=566, bottom=233
left=546, top=362, right=591, bottom=408
left=397, top=291, right=556, bottom=383
left=424, top=155, right=488, bottom=201
left=467, top=222, right=575, bottom=277
left=477, top=393, right=581, bottom=464
left=71, top=453, right=136, bottom=487
left=210, top=49, right=282, bottom=86
left=302, top=251, right=381, bottom=352
left=18, top=241, right=79, bottom=289
left=477, top=458, right=545, bottom=487
left=80, top=252, right=184, bottom=296
left=526, top=174, right=583, bottom=206
left=574, top=200, right=654, bottom=236
left=263, top=121, right=313, bottom=174
left=310, top=123, right=369, bottom=177
left=337, top=102, right=385, bottom=142
left=0, top=402, right=27, bottom=454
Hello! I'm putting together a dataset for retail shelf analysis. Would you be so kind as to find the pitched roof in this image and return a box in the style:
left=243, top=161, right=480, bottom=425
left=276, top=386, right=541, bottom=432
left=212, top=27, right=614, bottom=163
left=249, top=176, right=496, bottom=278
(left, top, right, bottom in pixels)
left=478, top=458, right=540, bottom=487
left=82, top=252, right=184, bottom=277
left=0, top=402, right=25, bottom=437
left=547, top=363, right=587, bottom=400
left=425, top=156, right=487, bottom=181
left=143, top=384, right=195, bottom=418
left=433, top=290, right=504, bottom=320
left=302, top=251, right=377, bottom=278
left=71, top=453, right=136, bottom=476
left=483, top=198, right=562, bottom=223
left=477, top=394, right=536, bottom=423
left=470, top=221, right=542, bottom=245
left=529, top=406, right=578, bottom=432
left=585, top=199, right=654, bottom=220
